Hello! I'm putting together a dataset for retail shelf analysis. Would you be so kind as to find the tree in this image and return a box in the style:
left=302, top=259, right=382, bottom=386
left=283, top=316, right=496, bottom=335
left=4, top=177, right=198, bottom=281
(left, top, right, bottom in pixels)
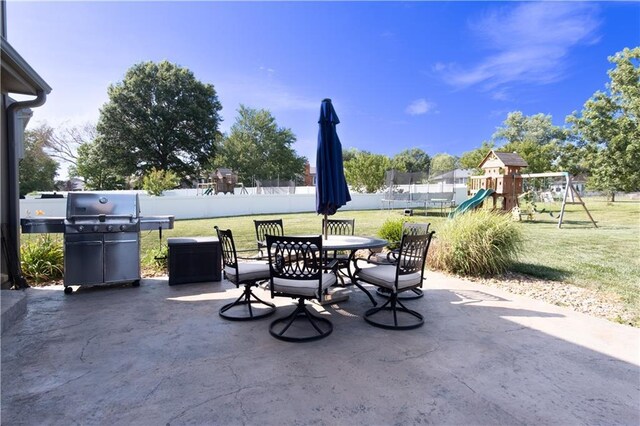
left=215, top=105, right=306, bottom=183
left=492, top=111, right=567, bottom=173
left=70, top=141, right=125, bottom=190
left=459, top=141, right=495, bottom=174
left=19, top=126, right=58, bottom=196
left=97, top=60, right=222, bottom=180
left=429, top=153, right=458, bottom=176
left=43, top=121, right=96, bottom=168
left=567, top=47, right=640, bottom=201
left=344, top=150, right=391, bottom=193
left=142, top=168, right=180, bottom=196
left=391, top=148, right=430, bottom=173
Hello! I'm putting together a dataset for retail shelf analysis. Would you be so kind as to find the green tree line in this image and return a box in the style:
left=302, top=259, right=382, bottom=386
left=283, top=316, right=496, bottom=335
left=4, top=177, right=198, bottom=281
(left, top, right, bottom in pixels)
left=22, top=48, right=639, bottom=200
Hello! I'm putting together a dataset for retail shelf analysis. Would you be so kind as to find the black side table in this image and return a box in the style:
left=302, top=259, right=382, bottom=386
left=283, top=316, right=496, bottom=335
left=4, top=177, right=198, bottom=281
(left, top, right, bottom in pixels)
left=167, top=237, right=221, bottom=285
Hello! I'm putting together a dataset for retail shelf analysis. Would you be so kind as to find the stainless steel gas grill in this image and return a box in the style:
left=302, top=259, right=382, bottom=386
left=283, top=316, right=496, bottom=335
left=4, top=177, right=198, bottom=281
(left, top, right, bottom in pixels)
left=20, top=192, right=175, bottom=294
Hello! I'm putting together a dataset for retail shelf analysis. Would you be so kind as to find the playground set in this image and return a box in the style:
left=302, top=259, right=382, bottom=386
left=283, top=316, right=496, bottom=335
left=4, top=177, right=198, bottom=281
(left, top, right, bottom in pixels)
left=196, top=168, right=247, bottom=195
left=451, top=150, right=597, bottom=228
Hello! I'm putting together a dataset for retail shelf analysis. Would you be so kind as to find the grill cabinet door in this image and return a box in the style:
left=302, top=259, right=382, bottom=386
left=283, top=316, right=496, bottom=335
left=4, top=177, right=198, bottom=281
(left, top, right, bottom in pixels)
left=65, top=234, right=104, bottom=285
left=104, top=233, right=140, bottom=283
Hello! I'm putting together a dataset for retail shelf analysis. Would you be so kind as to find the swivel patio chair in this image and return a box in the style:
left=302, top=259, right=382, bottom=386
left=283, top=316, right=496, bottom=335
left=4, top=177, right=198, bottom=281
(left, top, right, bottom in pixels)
left=373, top=222, right=431, bottom=299
left=266, top=234, right=337, bottom=342
left=215, top=226, right=276, bottom=321
left=322, top=218, right=355, bottom=286
left=354, top=231, right=434, bottom=330
left=254, top=219, right=284, bottom=259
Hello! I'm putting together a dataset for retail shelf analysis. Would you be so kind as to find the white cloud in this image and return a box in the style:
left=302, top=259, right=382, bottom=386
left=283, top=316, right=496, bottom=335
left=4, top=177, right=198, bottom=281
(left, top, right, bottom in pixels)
left=438, top=3, right=601, bottom=91
left=405, top=98, right=435, bottom=116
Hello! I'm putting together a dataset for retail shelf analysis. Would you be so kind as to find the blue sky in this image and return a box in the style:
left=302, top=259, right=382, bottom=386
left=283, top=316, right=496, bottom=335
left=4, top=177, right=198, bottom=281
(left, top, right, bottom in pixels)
left=7, top=1, right=640, bottom=174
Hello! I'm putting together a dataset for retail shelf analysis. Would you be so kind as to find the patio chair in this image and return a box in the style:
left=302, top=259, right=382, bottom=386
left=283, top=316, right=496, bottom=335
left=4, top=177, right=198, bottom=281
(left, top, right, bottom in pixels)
left=354, top=231, right=434, bottom=330
left=372, top=222, right=431, bottom=299
left=322, top=218, right=355, bottom=285
left=266, top=234, right=337, bottom=342
left=215, top=226, right=276, bottom=321
left=254, top=219, right=284, bottom=259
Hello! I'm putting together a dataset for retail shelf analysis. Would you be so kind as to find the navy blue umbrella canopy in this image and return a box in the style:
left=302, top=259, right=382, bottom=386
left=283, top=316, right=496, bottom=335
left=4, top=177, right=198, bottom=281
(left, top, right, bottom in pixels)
left=316, top=98, right=351, bottom=222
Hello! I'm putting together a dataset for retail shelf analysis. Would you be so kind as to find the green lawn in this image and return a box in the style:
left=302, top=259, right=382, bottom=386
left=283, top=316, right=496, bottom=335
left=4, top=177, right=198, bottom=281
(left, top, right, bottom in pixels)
left=141, top=197, right=639, bottom=324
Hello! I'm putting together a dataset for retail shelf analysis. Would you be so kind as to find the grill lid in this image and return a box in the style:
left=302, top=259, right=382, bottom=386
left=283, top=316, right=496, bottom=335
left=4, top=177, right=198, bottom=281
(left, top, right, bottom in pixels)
left=66, top=192, right=140, bottom=222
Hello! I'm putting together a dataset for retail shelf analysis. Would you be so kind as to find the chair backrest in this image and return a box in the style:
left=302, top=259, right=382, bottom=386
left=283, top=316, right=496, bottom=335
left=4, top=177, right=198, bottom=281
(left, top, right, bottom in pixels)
left=396, top=231, right=435, bottom=283
left=322, top=218, right=355, bottom=236
left=214, top=226, right=238, bottom=270
left=266, top=235, right=324, bottom=298
left=402, top=222, right=430, bottom=237
left=254, top=219, right=284, bottom=246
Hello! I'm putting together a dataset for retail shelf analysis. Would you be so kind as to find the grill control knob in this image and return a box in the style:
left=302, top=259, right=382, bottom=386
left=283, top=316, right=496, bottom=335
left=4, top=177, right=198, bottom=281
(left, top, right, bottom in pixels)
left=120, top=225, right=126, bottom=231
left=106, top=225, right=114, bottom=232
left=92, top=225, right=99, bottom=232
left=78, top=225, right=84, bottom=232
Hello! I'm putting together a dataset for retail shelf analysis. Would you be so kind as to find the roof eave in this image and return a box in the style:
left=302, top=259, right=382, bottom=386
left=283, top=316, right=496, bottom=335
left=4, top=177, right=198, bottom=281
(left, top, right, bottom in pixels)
left=1, top=36, right=52, bottom=95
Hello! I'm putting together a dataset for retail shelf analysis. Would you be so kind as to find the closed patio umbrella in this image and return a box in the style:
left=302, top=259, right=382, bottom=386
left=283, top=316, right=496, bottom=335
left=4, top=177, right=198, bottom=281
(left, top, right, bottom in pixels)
left=316, top=98, right=351, bottom=238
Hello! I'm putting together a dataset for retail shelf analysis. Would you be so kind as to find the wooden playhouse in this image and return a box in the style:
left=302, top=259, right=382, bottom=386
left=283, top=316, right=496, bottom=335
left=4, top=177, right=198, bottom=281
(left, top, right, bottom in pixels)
left=468, top=150, right=528, bottom=211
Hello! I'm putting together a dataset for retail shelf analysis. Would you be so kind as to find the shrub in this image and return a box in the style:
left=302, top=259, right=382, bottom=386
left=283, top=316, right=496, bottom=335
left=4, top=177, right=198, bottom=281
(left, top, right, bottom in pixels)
left=377, top=216, right=409, bottom=249
left=141, top=243, right=168, bottom=274
left=429, top=210, right=523, bottom=276
left=142, top=168, right=179, bottom=196
left=20, top=235, right=64, bottom=284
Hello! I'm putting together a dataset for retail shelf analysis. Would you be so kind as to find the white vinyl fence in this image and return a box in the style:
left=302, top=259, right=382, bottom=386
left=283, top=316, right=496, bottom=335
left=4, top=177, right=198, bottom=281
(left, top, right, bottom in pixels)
left=21, top=192, right=382, bottom=220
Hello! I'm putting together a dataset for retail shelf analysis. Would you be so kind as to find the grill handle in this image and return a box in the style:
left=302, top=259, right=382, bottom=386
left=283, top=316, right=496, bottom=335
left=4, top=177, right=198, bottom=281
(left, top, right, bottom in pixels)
left=67, top=214, right=136, bottom=222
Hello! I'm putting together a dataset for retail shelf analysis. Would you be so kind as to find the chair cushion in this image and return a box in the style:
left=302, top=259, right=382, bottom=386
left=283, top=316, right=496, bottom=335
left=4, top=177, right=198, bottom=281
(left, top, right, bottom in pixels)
left=272, top=273, right=336, bottom=298
left=224, top=261, right=270, bottom=284
left=356, top=264, right=422, bottom=290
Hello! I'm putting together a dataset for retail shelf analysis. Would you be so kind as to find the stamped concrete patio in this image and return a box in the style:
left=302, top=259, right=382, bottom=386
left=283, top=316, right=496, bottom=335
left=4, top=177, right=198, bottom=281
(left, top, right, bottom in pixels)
left=2, top=272, right=638, bottom=425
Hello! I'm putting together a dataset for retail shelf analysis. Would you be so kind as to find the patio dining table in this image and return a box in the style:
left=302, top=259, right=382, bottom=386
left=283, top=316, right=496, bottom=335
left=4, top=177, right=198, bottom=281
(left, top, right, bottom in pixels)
left=263, top=234, right=388, bottom=306
left=321, top=235, right=388, bottom=305
left=258, top=234, right=389, bottom=306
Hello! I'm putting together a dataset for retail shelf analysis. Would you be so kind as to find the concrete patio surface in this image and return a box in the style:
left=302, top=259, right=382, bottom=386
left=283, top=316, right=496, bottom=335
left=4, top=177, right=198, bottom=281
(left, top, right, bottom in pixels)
left=2, top=272, right=639, bottom=425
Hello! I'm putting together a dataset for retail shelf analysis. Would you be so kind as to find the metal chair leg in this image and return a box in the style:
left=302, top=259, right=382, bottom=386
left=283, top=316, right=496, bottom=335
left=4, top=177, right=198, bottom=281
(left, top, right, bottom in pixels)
left=269, top=299, right=333, bottom=342
left=364, top=291, right=424, bottom=330
left=219, top=283, right=276, bottom=321
left=376, top=287, right=424, bottom=300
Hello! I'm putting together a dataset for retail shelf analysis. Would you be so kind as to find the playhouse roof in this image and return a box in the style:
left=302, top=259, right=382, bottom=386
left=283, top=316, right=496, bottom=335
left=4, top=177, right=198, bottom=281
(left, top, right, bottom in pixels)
left=479, top=150, right=528, bottom=168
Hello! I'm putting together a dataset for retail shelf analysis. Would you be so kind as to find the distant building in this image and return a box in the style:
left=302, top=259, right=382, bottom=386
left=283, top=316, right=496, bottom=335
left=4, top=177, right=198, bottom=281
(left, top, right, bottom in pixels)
left=549, top=174, right=587, bottom=195
left=304, top=162, right=316, bottom=186
left=430, top=169, right=472, bottom=185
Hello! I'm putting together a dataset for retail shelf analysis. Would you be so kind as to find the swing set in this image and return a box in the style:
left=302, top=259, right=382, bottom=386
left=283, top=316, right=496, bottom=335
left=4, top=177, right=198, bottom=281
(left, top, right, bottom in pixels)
left=516, top=172, right=597, bottom=228
left=468, top=150, right=597, bottom=229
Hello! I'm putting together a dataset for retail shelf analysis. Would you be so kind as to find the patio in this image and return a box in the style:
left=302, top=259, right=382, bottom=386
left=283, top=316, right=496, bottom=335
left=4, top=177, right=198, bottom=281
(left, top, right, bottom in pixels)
left=2, top=272, right=638, bottom=425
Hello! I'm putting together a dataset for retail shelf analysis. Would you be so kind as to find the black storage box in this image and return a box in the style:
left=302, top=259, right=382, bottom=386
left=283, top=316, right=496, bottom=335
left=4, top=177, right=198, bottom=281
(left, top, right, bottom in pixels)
left=167, top=237, right=221, bottom=285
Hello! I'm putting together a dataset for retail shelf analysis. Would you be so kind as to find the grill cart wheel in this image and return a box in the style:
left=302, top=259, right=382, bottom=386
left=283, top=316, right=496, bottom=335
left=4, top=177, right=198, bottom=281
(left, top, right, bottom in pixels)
left=64, top=286, right=73, bottom=295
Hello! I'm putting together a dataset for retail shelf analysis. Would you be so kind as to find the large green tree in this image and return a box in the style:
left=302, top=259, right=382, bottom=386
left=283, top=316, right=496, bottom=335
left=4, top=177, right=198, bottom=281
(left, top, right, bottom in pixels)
left=70, top=141, right=125, bottom=190
left=97, top=60, right=222, bottom=180
left=567, top=47, right=640, bottom=201
left=344, top=150, right=391, bottom=193
left=429, top=153, right=458, bottom=176
left=459, top=141, right=495, bottom=174
left=492, top=111, right=567, bottom=173
left=391, top=148, right=430, bottom=173
left=19, top=125, right=58, bottom=196
left=215, top=105, right=306, bottom=183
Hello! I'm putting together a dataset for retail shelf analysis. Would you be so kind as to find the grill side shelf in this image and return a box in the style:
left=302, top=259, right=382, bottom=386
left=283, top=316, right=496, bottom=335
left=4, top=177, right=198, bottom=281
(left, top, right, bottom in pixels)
left=20, top=218, right=65, bottom=234
left=139, top=216, right=175, bottom=231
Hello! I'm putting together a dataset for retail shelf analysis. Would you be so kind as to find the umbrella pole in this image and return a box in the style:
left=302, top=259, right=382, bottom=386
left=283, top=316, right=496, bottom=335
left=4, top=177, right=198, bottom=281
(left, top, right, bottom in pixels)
left=324, top=213, right=328, bottom=239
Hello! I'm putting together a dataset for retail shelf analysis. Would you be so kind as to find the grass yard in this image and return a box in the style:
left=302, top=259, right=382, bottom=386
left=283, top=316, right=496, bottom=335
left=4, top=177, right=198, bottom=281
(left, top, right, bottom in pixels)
left=140, top=197, right=639, bottom=325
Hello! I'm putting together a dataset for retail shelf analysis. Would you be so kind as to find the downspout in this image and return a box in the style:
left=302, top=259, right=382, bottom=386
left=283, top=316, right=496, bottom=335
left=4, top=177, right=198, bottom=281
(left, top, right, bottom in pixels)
left=6, top=90, right=47, bottom=287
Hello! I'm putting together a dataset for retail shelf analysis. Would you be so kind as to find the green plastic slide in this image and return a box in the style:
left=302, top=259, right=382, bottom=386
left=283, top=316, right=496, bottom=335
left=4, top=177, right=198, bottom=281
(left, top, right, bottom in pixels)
left=448, top=188, right=495, bottom=218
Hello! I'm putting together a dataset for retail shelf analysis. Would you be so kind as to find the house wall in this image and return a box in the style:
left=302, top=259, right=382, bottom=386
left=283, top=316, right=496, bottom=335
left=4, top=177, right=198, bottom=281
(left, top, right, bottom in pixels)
left=1, top=94, right=9, bottom=286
